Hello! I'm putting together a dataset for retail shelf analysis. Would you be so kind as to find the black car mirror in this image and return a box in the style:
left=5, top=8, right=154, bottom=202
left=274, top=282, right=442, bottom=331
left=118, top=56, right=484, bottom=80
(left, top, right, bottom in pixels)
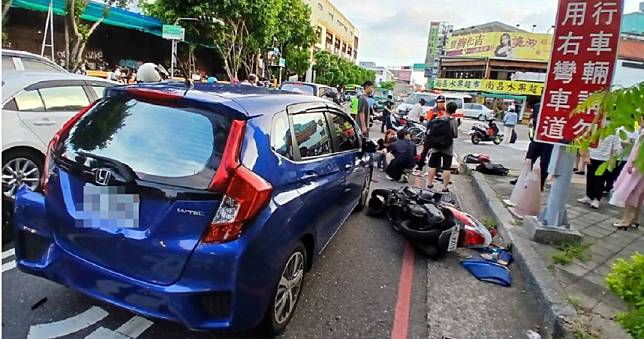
left=362, top=138, right=378, bottom=153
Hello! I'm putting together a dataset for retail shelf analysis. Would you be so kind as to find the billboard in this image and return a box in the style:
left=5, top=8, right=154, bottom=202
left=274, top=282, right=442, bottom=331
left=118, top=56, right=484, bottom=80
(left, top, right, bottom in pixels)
left=535, top=0, right=622, bottom=145
left=445, top=32, right=552, bottom=61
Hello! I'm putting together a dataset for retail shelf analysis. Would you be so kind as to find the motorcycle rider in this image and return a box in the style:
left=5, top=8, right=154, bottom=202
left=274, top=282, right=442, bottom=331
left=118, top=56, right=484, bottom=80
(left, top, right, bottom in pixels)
left=414, top=95, right=447, bottom=175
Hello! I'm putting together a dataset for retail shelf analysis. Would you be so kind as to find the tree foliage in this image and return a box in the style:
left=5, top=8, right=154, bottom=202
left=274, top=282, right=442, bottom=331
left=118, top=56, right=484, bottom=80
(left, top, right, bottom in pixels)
left=572, top=82, right=644, bottom=174
left=379, top=81, right=395, bottom=90
left=144, top=0, right=316, bottom=81
left=312, top=51, right=375, bottom=87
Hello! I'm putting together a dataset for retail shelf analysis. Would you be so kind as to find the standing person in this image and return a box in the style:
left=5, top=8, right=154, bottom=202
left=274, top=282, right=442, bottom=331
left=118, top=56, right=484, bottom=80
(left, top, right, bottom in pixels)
left=426, top=101, right=458, bottom=191
left=577, top=133, right=622, bottom=209
left=357, top=81, right=374, bottom=137
left=386, top=129, right=417, bottom=182
left=606, top=126, right=640, bottom=194
left=406, top=98, right=426, bottom=123
left=502, top=107, right=518, bottom=145
left=610, top=129, right=644, bottom=229
left=414, top=95, right=447, bottom=175
left=381, top=100, right=394, bottom=132
left=511, top=101, right=553, bottom=191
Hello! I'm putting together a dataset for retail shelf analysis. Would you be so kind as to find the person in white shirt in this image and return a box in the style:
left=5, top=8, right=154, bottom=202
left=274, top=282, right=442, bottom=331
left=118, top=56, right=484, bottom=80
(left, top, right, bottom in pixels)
left=406, top=98, right=426, bottom=123
left=577, top=134, right=623, bottom=209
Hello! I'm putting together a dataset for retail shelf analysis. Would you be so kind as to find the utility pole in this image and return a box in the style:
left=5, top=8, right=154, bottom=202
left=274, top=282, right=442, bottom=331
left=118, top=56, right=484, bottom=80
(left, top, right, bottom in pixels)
left=40, top=0, right=54, bottom=62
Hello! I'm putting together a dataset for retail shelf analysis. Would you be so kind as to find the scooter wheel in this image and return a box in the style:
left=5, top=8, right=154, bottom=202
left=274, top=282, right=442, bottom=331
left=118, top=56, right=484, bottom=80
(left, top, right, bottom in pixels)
left=471, top=134, right=481, bottom=145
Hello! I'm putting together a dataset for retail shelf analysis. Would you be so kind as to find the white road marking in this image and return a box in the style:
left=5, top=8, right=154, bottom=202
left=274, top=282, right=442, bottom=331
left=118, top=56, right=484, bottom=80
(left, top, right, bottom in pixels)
left=2, top=248, right=15, bottom=259
left=85, top=316, right=154, bottom=339
left=27, top=306, right=109, bottom=339
left=2, top=260, right=16, bottom=272
left=115, top=316, right=153, bottom=338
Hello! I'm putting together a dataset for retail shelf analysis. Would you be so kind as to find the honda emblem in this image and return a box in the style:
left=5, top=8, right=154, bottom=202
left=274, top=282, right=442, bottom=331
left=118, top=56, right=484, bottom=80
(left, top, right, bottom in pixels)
left=94, top=168, right=112, bottom=186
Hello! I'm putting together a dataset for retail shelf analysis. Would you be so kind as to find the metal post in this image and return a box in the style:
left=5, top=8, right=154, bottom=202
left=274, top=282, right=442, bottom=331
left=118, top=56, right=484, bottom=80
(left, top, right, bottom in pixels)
left=170, top=39, right=176, bottom=78
left=538, top=145, right=575, bottom=228
left=40, top=0, right=54, bottom=60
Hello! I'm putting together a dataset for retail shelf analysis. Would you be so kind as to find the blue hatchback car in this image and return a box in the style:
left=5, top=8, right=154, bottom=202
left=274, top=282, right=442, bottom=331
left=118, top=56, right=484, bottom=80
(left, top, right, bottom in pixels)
left=13, top=83, right=375, bottom=334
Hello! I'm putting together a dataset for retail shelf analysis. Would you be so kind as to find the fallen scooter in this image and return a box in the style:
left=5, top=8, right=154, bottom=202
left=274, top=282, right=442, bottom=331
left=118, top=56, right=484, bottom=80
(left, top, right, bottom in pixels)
left=368, top=187, right=494, bottom=259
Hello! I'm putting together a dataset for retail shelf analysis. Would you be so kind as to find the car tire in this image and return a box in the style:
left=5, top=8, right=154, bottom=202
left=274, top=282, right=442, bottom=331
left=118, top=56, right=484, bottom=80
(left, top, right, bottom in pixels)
left=354, top=168, right=372, bottom=212
left=263, top=242, right=307, bottom=336
left=2, top=148, right=44, bottom=198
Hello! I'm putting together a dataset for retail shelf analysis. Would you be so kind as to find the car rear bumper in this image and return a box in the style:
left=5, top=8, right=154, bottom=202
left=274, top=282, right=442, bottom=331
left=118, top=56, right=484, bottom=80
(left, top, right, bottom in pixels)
left=12, top=187, right=270, bottom=331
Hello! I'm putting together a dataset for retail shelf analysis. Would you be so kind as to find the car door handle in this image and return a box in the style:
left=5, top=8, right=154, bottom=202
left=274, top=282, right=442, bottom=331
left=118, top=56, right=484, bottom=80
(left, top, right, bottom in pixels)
left=301, top=172, right=318, bottom=181
left=344, top=164, right=353, bottom=171
left=33, top=119, right=56, bottom=126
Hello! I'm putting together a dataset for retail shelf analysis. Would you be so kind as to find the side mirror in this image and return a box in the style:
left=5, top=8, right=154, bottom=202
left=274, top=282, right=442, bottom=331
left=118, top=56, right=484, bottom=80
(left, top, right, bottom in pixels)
left=362, top=138, right=378, bottom=153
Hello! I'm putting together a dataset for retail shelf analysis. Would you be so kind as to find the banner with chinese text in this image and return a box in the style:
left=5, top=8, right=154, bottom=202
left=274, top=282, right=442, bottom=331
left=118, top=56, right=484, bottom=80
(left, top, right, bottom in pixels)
left=535, top=0, right=622, bottom=145
left=445, top=32, right=553, bottom=62
left=434, top=78, right=544, bottom=96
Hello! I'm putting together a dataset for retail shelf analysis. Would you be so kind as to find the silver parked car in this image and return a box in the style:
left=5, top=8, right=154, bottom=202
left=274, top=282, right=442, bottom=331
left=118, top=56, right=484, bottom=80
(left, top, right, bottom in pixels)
left=2, top=71, right=117, bottom=197
left=462, top=103, right=495, bottom=121
left=2, top=50, right=67, bottom=73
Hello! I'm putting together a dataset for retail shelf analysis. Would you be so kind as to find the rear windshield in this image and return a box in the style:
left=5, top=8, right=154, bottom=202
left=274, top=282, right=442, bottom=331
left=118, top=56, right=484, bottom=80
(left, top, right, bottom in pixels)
left=59, top=97, right=231, bottom=189
left=280, top=83, right=315, bottom=96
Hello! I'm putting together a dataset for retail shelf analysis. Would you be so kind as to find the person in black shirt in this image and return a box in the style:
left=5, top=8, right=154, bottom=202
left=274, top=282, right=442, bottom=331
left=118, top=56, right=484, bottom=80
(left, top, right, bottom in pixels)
left=386, top=129, right=417, bottom=182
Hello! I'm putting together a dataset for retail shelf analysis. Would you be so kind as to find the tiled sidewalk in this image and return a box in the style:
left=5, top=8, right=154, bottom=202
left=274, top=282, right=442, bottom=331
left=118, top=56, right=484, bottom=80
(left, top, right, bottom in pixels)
left=484, top=173, right=642, bottom=338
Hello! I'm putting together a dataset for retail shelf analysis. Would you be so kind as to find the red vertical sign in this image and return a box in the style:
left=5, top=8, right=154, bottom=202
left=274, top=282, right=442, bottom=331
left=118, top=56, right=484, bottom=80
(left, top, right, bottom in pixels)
left=536, top=0, right=623, bottom=145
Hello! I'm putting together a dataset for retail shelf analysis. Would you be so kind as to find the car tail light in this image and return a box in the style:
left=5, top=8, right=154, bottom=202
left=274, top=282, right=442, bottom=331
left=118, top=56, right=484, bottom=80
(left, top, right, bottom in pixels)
left=41, top=101, right=98, bottom=194
left=126, top=88, right=183, bottom=104
left=202, top=120, right=272, bottom=243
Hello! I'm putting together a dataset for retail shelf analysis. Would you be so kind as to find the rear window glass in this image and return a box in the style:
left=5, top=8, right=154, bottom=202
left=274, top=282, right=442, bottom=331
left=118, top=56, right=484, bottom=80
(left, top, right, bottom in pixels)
left=21, top=58, right=61, bottom=72
left=280, top=83, right=315, bottom=96
left=61, top=97, right=231, bottom=188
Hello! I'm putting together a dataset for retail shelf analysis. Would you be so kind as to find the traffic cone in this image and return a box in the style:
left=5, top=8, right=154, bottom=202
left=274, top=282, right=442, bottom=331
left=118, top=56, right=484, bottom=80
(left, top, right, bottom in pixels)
left=508, top=166, right=542, bottom=219
left=504, top=159, right=532, bottom=207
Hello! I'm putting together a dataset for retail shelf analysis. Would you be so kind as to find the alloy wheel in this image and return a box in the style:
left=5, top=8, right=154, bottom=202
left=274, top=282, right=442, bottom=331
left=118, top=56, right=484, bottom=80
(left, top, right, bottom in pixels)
left=2, top=157, right=40, bottom=197
left=273, top=251, right=305, bottom=325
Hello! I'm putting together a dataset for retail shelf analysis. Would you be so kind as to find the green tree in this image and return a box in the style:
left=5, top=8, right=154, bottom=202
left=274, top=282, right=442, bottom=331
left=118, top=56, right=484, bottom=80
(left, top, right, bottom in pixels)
left=312, top=51, right=374, bottom=87
left=62, top=0, right=133, bottom=72
left=379, top=81, right=395, bottom=90
left=573, top=82, right=644, bottom=174
left=273, top=0, right=316, bottom=78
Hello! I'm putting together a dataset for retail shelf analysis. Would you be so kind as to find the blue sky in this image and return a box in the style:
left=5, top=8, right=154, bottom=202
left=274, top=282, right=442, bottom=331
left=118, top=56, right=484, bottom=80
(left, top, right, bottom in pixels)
left=333, top=0, right=642, bottom=67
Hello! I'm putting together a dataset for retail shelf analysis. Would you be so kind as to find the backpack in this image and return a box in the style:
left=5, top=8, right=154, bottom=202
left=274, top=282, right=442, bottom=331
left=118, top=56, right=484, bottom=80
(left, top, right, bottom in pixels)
left=476, top=163, right=510, bottom=176
left=426, top=118, right=454, bottom=148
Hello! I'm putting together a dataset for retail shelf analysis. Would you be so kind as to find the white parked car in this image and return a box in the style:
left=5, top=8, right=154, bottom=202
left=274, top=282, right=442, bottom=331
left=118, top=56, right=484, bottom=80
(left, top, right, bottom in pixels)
left=462, top=103, right=495, bottom=121
left=2, top=71, right=117, bottom=197
left=2, top=49, right=67, bottom=73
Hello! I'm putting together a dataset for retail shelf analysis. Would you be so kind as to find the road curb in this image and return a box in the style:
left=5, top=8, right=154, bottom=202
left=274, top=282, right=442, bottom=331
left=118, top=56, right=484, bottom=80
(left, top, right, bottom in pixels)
left=462, top=163, right=577, bottom=338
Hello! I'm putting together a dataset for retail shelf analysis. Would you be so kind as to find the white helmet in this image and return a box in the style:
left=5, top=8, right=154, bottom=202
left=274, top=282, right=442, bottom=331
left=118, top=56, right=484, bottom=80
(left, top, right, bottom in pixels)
left=136, top=63, right=169, bottom=83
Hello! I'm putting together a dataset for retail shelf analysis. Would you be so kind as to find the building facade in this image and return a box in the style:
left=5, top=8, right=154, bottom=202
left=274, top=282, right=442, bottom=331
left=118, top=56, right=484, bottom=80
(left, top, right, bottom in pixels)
left=424, top=21, right=453, bottom=89
left=359, top=62, right=394, bottom=85
left=304, top=0, right=359, bottom=61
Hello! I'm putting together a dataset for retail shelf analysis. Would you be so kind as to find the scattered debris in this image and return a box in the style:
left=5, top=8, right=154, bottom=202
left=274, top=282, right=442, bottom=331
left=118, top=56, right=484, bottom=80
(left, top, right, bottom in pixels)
left=30, top=297, right=48, bottom=310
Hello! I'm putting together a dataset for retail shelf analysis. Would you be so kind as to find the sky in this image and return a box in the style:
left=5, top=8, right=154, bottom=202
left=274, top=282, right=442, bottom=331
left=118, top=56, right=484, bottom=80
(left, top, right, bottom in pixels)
left=333, top=0, right=643, bottom=67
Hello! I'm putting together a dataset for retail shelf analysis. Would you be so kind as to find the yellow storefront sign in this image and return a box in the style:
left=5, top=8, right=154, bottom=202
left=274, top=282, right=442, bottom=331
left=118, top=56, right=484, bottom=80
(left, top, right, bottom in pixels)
left=444, top=32, right=552, bottom=62
left=434, top=78, right=544, bottom=96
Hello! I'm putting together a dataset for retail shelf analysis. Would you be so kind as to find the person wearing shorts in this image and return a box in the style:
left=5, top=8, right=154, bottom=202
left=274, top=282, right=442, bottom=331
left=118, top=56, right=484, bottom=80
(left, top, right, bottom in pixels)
left=427, top=102, right=458, bottom=192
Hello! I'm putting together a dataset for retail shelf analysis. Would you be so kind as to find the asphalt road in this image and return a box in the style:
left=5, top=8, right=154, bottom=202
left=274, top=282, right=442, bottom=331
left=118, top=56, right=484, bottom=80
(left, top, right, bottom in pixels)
left=2, top=118, right=541, bottom=339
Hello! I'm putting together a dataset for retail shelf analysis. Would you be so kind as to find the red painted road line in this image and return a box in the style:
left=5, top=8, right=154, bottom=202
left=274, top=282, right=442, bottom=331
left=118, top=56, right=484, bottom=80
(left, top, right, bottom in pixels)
left=391, top=241, right=415, bottom=339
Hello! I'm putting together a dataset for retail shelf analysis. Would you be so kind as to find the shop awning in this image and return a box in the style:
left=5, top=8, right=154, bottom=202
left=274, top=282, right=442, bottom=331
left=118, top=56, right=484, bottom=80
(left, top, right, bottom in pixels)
left=11, top=0, right=164, bottom=37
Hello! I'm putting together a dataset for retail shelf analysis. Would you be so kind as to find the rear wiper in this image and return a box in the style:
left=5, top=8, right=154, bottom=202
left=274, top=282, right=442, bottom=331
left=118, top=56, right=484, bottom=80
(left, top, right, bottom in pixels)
left=75, top=151, right=138, bottom=183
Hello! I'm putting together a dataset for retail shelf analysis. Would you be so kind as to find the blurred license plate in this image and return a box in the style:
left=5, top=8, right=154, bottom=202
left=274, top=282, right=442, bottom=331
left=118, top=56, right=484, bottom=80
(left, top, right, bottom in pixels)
left=77, top=185, right=140, bottom=229
left=445, top=225, right=460, bottom=252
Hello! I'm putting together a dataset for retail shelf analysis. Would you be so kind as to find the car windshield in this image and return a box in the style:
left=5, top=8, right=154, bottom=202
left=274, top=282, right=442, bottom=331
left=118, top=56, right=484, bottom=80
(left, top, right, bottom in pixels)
left=59, top=96, right=231, bottom=189
left=280, top=83, right=315, bottom=96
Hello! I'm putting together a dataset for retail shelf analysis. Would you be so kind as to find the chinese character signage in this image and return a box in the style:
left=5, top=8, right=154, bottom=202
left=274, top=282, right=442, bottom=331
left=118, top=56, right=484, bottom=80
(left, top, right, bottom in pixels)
left=445, top=32, right=553, bottom=61
left=434, top=78, right=544, bottom=96
left=536, top=0, right=622, bottom=145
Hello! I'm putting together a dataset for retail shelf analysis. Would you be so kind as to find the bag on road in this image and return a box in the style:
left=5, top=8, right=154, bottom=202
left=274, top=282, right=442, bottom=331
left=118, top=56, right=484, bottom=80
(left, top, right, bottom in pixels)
left=476, top=163, right=510, bottom=176
left=463, top=153, right=491, bottom=164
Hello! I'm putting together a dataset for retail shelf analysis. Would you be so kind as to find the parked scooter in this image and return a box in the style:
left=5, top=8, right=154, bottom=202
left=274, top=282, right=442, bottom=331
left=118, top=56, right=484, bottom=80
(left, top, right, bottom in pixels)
left=469, top=119, right=503, bottom=145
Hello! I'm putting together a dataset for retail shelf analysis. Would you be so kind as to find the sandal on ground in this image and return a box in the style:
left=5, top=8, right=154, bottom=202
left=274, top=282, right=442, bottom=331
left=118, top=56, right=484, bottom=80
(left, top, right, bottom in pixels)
left=612, top=222, right=640, bottom=230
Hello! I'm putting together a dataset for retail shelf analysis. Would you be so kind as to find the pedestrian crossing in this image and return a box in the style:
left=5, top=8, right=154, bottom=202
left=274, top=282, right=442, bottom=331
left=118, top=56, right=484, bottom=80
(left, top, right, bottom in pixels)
left=2, top=247, right=16, bottom=273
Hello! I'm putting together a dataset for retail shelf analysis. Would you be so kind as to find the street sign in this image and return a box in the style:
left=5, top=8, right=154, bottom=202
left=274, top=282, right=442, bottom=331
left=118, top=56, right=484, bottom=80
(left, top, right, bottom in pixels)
left=162, top=24, right=185, bottom=41
left=279, top=57, right=286, bottom=68
left=536, top=0, right=622, bottom=145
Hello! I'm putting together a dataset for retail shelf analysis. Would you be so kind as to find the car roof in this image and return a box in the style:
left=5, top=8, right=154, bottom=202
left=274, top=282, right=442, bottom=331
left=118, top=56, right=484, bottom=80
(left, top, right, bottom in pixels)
left=280, top=81, right=323, bottom=88
left=1, top=71, right=118, bottom=100
left=110, top=82, right=333, bottom=117
left=2, top=49, right=68, bottom=72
